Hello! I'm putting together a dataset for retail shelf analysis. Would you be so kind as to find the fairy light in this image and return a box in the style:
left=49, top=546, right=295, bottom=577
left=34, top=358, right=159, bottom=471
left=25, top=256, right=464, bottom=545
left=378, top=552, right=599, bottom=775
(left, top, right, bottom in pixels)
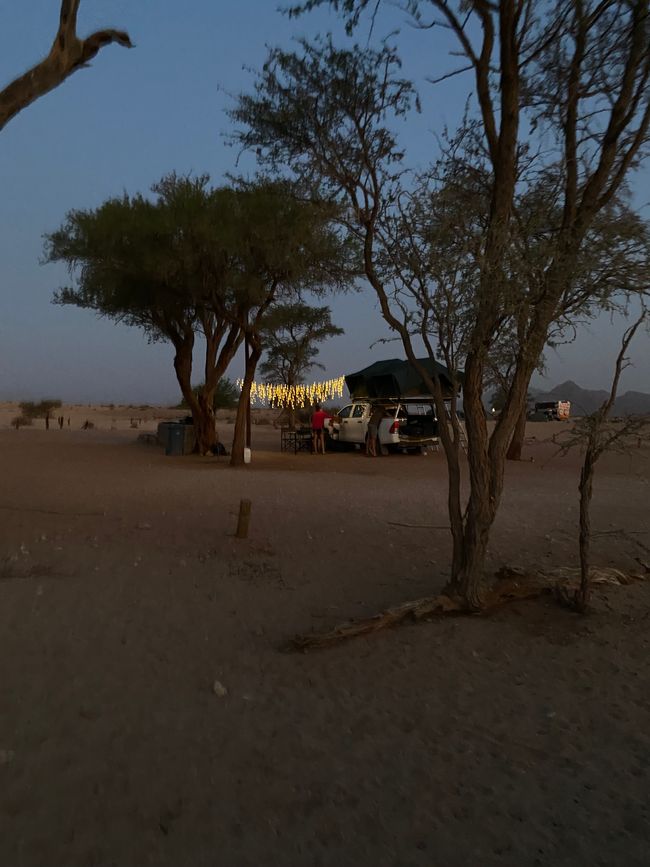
left=236, top=376, right=345, bottom=407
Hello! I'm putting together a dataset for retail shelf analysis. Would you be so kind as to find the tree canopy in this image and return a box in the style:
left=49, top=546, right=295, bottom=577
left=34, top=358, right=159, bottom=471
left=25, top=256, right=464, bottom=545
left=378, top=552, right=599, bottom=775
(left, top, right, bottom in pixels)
left=232, top=1, right=650, bottom=605
left=260, top=303, right=343, bottom=387
left=46, top=174, right=353, bottom=459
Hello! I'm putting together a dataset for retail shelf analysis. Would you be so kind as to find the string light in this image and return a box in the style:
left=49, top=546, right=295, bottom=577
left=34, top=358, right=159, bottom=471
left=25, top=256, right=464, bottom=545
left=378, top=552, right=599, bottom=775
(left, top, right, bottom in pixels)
left=236, top=376, right=345, bottom=407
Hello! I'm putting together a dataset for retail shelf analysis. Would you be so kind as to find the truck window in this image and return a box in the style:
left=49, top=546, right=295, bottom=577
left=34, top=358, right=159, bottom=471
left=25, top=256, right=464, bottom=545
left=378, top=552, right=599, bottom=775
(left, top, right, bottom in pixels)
left=352, top=404, right=366, bottom=418
left=338, top=405, right=353, bottom=419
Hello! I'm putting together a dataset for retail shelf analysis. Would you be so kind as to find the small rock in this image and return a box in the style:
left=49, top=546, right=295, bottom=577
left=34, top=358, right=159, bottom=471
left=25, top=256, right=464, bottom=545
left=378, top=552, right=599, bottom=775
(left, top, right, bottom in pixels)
left=136, top=522, right=152, bottom=530
left=212, top=680, right=228, bottom=698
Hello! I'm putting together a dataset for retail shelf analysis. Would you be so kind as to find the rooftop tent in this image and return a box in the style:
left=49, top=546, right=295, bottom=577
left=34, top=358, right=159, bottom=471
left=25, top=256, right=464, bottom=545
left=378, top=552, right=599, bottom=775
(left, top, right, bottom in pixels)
left=344, top=357, right=460, bottom=399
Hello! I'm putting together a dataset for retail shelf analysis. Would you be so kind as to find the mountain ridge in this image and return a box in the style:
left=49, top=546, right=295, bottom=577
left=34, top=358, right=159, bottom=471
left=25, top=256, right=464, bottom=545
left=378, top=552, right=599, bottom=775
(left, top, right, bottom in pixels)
left=531, top=379, right=650, bottom=416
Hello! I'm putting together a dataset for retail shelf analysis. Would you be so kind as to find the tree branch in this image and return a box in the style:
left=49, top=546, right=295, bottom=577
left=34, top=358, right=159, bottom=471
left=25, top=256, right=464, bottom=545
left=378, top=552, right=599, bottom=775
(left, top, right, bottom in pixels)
left=0, top=0, right=132, bottom=131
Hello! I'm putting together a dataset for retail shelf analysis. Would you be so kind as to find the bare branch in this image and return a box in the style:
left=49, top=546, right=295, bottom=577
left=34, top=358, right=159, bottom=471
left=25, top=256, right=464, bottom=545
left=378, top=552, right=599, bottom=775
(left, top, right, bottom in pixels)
left=0, top=0, right=132, bottom=132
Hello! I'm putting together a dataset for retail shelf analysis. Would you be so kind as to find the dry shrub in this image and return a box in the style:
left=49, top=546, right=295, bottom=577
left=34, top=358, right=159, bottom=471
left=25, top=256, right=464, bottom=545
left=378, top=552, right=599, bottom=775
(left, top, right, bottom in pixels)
left=11, top=415, right=33, bottom=430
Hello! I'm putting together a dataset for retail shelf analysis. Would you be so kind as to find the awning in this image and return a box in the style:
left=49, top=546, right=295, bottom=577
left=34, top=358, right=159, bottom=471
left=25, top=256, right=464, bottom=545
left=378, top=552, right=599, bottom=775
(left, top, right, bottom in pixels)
left=344, top=357, right=460, bottom=399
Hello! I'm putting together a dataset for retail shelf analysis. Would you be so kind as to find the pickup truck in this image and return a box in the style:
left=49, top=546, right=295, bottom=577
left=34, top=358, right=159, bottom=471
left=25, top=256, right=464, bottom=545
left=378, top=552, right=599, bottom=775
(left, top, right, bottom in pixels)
left=327, top=399, right=439, bottom=453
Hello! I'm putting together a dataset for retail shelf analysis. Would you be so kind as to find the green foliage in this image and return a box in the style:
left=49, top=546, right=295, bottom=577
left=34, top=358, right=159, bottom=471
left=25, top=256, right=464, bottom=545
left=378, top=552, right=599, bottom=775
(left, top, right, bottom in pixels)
left=45, top=174, right=352, bottom=351
left=179, top=378, right=239, bottom=410
left=230, top=38, right=415, bottom=203
left=19, top=400, right=62, bottom=419
left=11, top=415, right=33, bottom=429
left=45, top=172, right=353, bottom=455
left=259, top=303, right=343, bottom=387
left=46, top=175, right=232, bottom=342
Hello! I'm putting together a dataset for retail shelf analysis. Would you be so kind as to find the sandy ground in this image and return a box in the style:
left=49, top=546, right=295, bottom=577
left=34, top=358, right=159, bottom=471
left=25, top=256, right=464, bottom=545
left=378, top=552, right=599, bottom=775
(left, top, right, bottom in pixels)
left=1, top=403, right=649, bottom=866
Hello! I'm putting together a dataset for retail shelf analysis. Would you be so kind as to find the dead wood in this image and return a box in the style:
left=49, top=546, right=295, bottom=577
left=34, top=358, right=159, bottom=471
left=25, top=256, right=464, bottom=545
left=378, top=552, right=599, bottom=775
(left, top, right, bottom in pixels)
left=0, top=0, right=132, bottom=132
left=285, top=565, right=646, bottom=651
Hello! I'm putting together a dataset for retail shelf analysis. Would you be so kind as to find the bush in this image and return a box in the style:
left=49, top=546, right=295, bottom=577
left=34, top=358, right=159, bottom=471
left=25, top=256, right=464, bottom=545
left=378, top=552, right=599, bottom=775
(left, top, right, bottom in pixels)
left=11, top=415, right=33, bottom=429
left=178, top=378, right=240, bottom=411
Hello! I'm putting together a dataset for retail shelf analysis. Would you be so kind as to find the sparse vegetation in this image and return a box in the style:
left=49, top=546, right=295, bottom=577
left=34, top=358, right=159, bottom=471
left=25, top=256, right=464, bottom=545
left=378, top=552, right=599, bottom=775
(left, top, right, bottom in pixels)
left=11, top=415, right=33, bottom=430
left=235, top=0, right=650, bottom=609
left=179, top=378, right=239, bottom=411
left=19, top=400, right=62, bottom=430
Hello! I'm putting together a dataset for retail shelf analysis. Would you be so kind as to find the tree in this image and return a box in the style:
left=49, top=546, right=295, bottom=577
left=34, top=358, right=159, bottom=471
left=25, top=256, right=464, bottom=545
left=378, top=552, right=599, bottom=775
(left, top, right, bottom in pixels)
left=47, top=176, right=351, bottom=459
left=554, top=309, right=649, bottom=612
left=383, top=121, right=649, bottom=462
left=212, top=377, right=240, bottom=410
left=259, top=303, right=343, bottom=428
left=0, top=0, right=131, bottom=132
left=233, top=2, right=650, bottom=608
left=45, top=175, right=247, bottom=455
left=19, top=399, right=62, bottom=430
left=179, top=378, right=239, bottom=411
left=224, top=182, right=353, bottom=466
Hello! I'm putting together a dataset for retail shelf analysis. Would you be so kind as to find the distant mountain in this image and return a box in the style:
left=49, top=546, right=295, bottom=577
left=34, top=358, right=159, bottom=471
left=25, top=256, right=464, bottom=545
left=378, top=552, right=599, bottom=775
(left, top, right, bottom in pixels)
left=532, top=379, right=650, bottom=416
left=614, top=390, right=650, bottom=416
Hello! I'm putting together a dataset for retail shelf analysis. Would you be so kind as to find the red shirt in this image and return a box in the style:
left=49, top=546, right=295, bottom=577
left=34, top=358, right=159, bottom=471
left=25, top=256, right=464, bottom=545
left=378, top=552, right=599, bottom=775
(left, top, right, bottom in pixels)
left=311, top=409, right=331, bottom=430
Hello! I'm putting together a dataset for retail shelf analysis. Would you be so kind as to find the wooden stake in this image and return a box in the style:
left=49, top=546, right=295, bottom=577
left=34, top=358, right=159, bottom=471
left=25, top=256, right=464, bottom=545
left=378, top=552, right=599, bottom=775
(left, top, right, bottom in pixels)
left=236, top=499, right=252, bottom=539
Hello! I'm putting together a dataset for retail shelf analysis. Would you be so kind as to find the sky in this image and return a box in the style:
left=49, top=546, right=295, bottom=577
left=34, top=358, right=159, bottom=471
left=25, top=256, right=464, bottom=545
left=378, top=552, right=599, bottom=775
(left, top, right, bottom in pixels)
left=1, top=0, right=649, bottom=405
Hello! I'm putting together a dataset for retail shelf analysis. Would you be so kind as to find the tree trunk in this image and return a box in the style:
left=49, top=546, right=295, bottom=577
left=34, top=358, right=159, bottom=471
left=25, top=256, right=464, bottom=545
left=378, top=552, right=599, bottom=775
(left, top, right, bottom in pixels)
left=452, top=472, right=497, bottom=608
left=194, top=390, right=218, bottom=455
left=172, top=335, right=216, bottom=456
left=506, top=404, right=527, bottom=461
left=231, top=345, right=261, bottom=467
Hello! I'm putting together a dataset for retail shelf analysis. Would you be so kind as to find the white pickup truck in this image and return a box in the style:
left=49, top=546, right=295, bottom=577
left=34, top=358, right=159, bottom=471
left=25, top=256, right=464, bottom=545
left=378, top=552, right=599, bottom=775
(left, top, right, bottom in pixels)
left=327, top=399, right=439, bottom=453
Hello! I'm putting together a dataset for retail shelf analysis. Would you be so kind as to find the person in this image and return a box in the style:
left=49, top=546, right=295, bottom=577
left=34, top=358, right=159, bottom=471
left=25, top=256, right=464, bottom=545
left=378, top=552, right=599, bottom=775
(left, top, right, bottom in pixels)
left=310, top=403, right=333, bottom=454
left=366, top=405, right=385, bottom=457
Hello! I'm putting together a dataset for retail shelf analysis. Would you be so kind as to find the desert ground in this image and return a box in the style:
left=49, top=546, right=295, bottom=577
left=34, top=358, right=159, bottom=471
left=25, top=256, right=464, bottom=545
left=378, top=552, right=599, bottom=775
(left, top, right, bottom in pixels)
left=0, top=401, right=649, bottom=867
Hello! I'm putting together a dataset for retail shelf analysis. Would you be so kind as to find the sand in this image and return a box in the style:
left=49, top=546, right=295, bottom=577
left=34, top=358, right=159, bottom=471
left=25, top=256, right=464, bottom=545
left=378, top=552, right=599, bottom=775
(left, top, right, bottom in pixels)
left=0, top=403, right=649, bottom=866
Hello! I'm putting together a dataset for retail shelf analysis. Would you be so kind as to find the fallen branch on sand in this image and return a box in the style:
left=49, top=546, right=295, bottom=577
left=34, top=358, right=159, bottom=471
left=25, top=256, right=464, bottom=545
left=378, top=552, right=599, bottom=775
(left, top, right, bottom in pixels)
left=387, top=521, right=449, bottom=529
left=285, top=565, right=646, bottom=651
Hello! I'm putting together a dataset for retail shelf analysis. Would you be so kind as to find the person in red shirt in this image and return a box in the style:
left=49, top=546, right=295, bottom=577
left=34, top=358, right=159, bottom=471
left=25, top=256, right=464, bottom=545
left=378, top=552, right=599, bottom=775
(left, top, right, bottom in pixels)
left=310, top=403, right=333, bottom=454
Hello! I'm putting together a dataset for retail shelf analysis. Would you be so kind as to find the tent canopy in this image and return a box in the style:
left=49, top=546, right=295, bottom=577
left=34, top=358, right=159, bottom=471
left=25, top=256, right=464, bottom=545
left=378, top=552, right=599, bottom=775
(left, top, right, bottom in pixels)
left=344, top=357, right=460, bottom=400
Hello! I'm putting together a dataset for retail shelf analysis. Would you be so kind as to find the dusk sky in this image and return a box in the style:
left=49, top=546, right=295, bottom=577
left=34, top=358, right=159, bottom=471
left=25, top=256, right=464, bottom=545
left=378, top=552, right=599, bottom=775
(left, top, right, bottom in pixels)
left=1, top=1, right=649, bottom=405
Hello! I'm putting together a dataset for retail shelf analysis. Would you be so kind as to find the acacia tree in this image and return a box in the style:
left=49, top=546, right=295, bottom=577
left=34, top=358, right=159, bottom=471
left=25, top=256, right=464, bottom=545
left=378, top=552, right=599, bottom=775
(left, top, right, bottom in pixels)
left=233, top=0, right=650, bottom=607
left=225, top=182, right=353, bottom=466
left=46, top=175, right=246, bottom=454
left=19, top=399, right=62, bottom=430
left=504, top=174, right=650, bottom=458
left=383, top=120, right=650, bottom=461
left=554, top=310, right=649, bottom=612
left=1, top=0, right=131, bottom=131
left=260, top=303, right=343, bottom=428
